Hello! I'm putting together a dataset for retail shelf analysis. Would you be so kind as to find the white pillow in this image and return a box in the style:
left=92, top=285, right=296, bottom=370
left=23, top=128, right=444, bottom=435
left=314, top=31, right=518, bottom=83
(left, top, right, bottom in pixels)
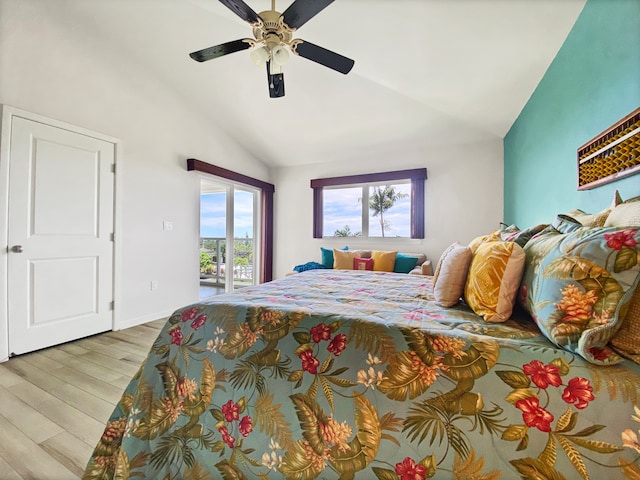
left=433, top=243, right=473, bottom=307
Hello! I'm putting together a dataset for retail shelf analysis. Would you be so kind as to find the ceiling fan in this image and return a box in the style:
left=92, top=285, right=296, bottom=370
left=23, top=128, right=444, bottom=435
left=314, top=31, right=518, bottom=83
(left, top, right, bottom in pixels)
left=189, top=0, right=355, bottom=98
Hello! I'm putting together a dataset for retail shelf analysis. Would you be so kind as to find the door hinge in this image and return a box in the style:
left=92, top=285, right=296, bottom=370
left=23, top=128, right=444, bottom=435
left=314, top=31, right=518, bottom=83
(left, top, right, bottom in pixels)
left=109, top=300, right=115, bottom=310
left=111, top=164, right=116, bottom=173
left=110, top=232, right=115, bottom=242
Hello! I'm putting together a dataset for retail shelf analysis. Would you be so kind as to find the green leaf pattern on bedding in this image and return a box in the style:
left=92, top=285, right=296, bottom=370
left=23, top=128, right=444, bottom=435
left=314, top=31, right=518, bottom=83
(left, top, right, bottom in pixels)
left=83, top=271, right=640, bottom=480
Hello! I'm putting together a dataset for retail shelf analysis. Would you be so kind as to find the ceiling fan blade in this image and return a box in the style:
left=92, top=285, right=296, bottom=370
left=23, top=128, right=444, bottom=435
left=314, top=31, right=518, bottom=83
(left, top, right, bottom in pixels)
left=293, top=40, right=354, bottom=74
left=282, top=0, right=334, bottom=30
left=266, top=61, right=285, bottom=98
left=218, top=0, right=261, bottom=24
left=189, top=39, right=251, bottom=62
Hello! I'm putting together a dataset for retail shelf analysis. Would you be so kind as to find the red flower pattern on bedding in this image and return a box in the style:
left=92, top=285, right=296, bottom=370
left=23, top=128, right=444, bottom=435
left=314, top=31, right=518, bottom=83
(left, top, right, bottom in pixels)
left=327, top=333, right=347, bottom=356
left=395, top=457, right=427, bottom=480
left=604, top=228, right=638, bottom=250
left=516, top=397, right=554, bottom=432
left=562, top=377, right=595, bottom=410
left=299, top=350, right=320, bottom=374
left=523, top=360, right=562, bottom=389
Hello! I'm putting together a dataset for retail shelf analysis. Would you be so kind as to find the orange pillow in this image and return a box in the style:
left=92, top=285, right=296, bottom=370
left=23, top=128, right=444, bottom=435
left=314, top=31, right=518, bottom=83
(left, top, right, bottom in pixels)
left=333, top=249, right=360, bottom=269
left=371, top=250, right=397, bottom=272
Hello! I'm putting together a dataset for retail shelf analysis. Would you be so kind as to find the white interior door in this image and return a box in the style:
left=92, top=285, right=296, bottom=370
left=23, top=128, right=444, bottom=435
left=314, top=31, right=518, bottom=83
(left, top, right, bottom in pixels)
left=7, top=116, right=115, bottom=356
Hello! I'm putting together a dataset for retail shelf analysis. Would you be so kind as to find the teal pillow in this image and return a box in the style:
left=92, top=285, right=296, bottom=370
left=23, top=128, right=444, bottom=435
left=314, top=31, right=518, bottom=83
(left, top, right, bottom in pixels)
left=521, top=226, right=640, bottom=365
left=320, top=246, right=348, bottom=269
left=393, top=254, right=419, bottom=273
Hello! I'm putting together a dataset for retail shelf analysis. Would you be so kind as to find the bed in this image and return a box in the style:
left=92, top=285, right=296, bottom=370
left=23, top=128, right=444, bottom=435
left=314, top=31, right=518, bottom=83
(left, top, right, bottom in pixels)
left=83, top=265, right=640, bottom=479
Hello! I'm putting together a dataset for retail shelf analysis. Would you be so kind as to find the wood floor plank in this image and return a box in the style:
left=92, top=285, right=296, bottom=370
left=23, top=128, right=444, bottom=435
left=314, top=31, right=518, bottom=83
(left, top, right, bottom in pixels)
left=78, top=350, right=143, bottom=378
left=0, top=414, right=78, bottom=480
left=73, top=336, right=130, bottom=360
left=45, top=366, right=124, bottom=405
left=0, top=317, right=169, bottom=477
left=0, top=363, right=25, bottom=388
left=0, top=385, right=64, bottom=444
left=58, top=342, right=91, bottom=356
left=48, top=382, right=118, bottom=424
left=8, top=381, right=107, bottom=446
left=4, top=358, right=63, bottom=392
left=14, top=349, right=65, bottom=373
left=0, top=455, right=23, bottom=480
left=84, top=340, right=148, bottom=364
left=40, top=431, right=95, bottom=478
left=37, top=348, right=124, bottom=383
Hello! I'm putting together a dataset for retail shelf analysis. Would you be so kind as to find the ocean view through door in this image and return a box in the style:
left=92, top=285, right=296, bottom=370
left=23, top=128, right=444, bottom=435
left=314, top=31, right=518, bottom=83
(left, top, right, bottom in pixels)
left=199, top=178, right=260, bottom=298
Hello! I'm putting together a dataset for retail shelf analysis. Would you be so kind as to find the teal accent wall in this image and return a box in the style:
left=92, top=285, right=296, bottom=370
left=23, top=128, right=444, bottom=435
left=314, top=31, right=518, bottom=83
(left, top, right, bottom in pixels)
left=504, top=0, right=640, bottom=228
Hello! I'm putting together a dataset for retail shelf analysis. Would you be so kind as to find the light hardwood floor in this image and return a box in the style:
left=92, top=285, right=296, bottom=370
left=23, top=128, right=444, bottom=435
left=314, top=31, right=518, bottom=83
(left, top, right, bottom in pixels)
left=0, top=319, right=165, bottom=480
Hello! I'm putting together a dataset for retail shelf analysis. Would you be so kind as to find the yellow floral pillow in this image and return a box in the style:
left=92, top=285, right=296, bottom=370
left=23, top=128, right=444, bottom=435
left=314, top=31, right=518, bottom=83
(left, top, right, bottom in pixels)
left=333, top=249, right=360, bottom=270
left=464, top=241, right=525, bottom=322
left=371, top=250, right=397, bottom=272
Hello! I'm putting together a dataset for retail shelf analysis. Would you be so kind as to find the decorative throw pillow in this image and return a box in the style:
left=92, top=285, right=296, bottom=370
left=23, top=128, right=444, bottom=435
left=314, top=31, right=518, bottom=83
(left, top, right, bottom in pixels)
left=464, top=241, right=525, bottom=322
left=521, top=226, right=640, bottom=365
left=394, top=254, right=419, bottom=274
left=371, top=250, right=397, bottom=272
left=321, top=246, right=348, bottom=268
left=498, top=224, right=521, bottom=241
left=467, top=230, right=501, bottom=254
left=512, top=223, right=548, bottom=248
left=604, top=196, right=640, bottom=227
left=566, top=208, right=611, bottom=227
left=609, top=282, right=640, bottom=364
left=433, top=243, right=472, bottom=307
left=354, top=257, right=374, bottom=271
left=333, top=249, right=360, bottom=269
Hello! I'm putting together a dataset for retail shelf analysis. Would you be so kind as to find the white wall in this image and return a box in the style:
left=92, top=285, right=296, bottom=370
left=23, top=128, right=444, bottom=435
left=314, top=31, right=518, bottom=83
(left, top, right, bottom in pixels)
left=0, top=0, right=270, bottom=328
left=273, top=139, right=504, bottom=279
left=0, top=0, right=505, bottom=331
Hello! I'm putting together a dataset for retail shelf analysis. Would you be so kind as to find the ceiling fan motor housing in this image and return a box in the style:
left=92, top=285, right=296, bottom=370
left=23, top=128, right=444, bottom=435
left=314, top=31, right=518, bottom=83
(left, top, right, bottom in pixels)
left=254, top=10, right=293, bottom=48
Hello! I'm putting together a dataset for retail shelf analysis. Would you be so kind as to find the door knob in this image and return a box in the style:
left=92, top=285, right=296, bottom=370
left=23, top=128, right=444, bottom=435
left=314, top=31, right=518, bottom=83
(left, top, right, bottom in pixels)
left=10, top=245, right=23, bottom=253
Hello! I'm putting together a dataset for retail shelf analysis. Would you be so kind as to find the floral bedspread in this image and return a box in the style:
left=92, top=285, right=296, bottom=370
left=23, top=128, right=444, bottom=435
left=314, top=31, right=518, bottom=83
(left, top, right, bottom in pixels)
left=84, top=270, right=640, bottom=480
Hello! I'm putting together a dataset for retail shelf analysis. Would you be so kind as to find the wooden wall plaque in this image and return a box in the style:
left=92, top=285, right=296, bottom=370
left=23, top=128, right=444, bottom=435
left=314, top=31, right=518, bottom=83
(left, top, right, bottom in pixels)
left=577, top=107, right=640, bottom=190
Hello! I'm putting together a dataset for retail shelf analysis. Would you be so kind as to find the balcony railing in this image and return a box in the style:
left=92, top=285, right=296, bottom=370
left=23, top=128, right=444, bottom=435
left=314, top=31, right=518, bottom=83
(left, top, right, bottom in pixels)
left=200, top=237, right=254, bottom=287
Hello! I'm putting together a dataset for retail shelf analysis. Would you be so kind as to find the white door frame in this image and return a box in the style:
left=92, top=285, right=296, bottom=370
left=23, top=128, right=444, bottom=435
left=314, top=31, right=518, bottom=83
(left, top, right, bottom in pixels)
left=0, top=105, right=122, bottom=362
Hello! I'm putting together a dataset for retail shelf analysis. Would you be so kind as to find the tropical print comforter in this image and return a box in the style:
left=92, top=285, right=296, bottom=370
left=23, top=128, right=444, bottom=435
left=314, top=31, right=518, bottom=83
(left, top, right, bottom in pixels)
left=84, top=270, right=640, bottom=480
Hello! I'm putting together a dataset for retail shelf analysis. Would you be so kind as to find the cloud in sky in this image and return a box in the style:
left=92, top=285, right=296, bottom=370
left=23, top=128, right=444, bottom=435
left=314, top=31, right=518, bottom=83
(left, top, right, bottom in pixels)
left=200, top=191, right=254, bottom=238
left=323, top=184, right=411, bottom=237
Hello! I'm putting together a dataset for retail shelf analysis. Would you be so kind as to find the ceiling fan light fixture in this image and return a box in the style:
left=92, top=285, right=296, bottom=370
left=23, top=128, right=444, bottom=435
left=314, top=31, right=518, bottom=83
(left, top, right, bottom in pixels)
left=271, top=45, right=290, bottom=66
left=250, top=46, right=270, bottom=66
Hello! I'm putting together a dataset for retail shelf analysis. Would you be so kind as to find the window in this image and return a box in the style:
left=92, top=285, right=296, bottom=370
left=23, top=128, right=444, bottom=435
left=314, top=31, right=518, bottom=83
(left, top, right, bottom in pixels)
left=311, top=169, right=427, bottom=239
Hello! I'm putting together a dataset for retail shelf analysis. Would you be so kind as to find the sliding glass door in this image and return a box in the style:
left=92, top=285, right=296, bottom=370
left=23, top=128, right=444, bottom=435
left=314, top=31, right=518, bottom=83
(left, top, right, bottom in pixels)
left=200, top=178, right=261, bottom=297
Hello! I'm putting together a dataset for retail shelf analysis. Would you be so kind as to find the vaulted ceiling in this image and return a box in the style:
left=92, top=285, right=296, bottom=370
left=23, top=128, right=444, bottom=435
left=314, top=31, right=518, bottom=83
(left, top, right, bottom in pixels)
left=58, top=0, right=586, bottom=167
